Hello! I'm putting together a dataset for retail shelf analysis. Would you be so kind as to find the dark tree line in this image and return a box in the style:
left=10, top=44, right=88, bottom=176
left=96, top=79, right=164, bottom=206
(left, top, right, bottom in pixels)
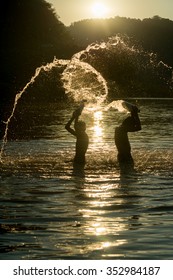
left=0, top=0, right=80, bottom=138
left=0, top=0, right=77, bottom=105
left=68, top=16, right=173, bottom=68
left=68, top=17, right=173, bottom=98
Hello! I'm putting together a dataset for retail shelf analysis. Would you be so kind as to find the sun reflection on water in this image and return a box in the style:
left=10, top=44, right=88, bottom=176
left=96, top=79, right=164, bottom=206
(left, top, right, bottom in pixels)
left=78, top=181, right=128, bottom=255
left=93, top=110, right=103, bottom=137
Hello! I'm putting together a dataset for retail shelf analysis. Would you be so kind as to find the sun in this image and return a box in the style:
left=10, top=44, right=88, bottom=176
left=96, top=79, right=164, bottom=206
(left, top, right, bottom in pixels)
left=91, top=2, right=109, bottom=18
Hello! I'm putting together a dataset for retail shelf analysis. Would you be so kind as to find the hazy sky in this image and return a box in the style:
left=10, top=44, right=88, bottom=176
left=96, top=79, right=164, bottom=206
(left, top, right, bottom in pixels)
left=47, top=0, right=173, bottom=26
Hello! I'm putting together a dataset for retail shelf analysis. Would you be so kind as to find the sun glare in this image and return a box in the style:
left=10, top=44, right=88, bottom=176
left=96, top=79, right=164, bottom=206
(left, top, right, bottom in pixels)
left=91, top=2, right=109, bottom=18
left=93, top=111, right=103, bottom=138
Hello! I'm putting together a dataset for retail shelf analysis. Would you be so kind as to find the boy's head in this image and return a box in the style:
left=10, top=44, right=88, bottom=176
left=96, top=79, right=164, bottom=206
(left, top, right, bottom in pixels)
left=75, top=121, right=86, bottom=133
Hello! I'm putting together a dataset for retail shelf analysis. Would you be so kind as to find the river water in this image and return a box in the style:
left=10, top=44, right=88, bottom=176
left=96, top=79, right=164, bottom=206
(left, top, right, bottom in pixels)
left=0, top=99, right=173, bottom=260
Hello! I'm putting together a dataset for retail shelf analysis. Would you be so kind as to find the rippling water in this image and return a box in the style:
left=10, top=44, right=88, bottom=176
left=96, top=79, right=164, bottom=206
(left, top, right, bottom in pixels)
left=0, top=99, right=173, bottom=260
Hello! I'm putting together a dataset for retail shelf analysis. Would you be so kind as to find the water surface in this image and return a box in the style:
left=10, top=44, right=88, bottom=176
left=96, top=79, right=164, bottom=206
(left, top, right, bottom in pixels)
left=0, top=99, right=173, bottom=259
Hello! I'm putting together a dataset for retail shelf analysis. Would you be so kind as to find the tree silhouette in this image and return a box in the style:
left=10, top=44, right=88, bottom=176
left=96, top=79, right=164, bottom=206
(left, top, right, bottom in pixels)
left=0, top=0, right=75, bottom=103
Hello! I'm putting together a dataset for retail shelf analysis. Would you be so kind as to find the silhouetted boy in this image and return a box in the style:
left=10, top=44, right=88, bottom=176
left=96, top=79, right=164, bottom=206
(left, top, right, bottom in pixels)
left=115, top=106, right=141, bottom=165
left=65, top=107, right=89, bottom=165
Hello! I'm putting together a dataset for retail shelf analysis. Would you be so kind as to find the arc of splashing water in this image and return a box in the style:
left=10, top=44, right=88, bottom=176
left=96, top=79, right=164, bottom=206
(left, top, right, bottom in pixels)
left=61, top=48, right=108, bottom=107
left=1, top=41, right=129, bottom=161
left=0, top=58, right=68, bottom=161
left=0, top=51, right=108, bottom=161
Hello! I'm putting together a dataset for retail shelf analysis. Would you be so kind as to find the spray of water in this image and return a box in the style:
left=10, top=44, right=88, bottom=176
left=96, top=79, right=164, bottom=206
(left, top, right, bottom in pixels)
left=105, top=100, right=128, bottom=112
left=0, top=58, right=68, bottom=161
left=2, top=37, right=145, bottom=161
left=0, top=47, right=109, bottom=160
left=80, top=35, right=173, bottom=96
left=61, top=48, right=108, bottom=107
left=2, top=35, right=170, bottom=160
